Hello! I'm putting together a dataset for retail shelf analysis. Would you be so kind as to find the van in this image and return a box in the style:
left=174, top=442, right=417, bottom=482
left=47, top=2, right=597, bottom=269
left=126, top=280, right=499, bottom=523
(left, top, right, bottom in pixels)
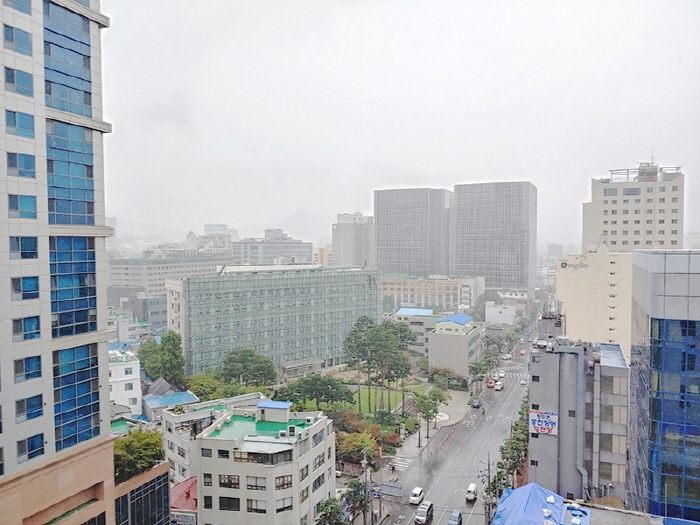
left=466, top=483, right=477, bottom=503
left=414, top=501, right=434, bottom=524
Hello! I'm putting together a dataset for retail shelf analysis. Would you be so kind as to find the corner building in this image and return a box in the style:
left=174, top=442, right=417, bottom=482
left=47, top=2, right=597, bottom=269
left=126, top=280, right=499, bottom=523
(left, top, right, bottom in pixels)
left=1, top=1, right=117, bottom=523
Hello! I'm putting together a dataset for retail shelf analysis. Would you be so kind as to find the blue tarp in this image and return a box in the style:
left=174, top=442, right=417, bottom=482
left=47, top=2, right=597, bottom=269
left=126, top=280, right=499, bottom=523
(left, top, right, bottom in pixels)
left=492, top=483, right=591, bottom=525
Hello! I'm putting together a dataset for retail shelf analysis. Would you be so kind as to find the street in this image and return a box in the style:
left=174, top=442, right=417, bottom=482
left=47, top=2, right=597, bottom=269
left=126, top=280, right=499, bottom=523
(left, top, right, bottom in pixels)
left=380, top=349, right=529, bottom=525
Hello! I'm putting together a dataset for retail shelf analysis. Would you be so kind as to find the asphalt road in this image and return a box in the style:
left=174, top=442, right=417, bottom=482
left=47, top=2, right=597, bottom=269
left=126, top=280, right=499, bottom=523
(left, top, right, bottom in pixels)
left=387, top=350, right=530, bottom=525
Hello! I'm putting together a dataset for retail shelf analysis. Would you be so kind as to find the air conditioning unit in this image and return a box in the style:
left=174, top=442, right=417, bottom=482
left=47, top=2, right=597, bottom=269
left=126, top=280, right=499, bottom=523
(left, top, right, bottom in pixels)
left=287, top=426, right=296, bottom=436
left=216, top=424, right=222, bottom=431
left=305, top=417, right=314, bottom=425
left=279, top=430, right=287, bottom=437
left=225, top=416, right=231, bottom=423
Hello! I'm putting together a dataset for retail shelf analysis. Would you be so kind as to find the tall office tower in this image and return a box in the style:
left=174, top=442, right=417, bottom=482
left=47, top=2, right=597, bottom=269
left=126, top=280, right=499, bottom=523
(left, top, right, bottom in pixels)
left=528, top=340, right=630, bottom=506
left=1, top=1, right=120, bottom=522
left=374, top=188, right=451, bottom=277
left=582, top=162, right=684, bottom=252
left=450, top=181, right=537, bottom=290
left=332, top=212, right=374, bottom=267
left=629, top=250, right=700, bottom=521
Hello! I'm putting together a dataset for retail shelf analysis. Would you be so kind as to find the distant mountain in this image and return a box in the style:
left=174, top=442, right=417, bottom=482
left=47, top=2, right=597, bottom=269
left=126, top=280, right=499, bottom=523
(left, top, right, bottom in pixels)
left=276, top=209, right=333, bottom=246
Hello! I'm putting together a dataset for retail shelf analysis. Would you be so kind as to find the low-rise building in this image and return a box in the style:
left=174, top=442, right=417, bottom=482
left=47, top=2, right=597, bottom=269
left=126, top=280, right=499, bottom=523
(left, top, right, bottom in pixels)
left=485, top=301, right=517, bottom=325
left=382, top=275, right=485, bottom=312
left=171, top=476, right=198, bottom=525
left=109, top=348, right=143, bottom=417
left=143, top=391, right=200, bottom=423
left=197, top=400, right=336, bottom=525
left=426, top=314, right=482, bottom=379
left=393, top=308, right=441, bottom=354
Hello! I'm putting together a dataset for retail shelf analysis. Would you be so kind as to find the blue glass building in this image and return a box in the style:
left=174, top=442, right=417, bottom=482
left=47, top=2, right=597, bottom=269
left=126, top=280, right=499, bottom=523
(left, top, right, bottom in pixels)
left=630, top=250, right=700, bottom=521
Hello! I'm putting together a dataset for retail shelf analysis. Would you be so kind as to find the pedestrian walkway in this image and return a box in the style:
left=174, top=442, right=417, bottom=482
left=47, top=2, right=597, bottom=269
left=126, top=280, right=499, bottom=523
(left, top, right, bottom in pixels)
left=388, top=456, right=413, bottom=472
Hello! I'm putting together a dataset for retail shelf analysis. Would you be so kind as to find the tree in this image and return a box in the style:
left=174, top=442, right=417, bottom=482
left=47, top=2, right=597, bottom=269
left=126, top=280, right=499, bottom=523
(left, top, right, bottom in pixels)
left=336, top=431, right=378, bottom=464
left=343, top=316, right=376, bottom=413
left=274, top=374, right=354, bottom=408
left=316, top=498, right=347, bottom=525
left=187, top=373, right=247, bottom=401
left=344, top=479, right=370, bottom=525
left=416, top=394, right=438, bottom=439
left=221, top=349, right=277, bottom=386
left=138, top=332, right=186, bottom=388
left=468, top=291, right=503, bottom=322
left=113, top=428, right=163, bottom=484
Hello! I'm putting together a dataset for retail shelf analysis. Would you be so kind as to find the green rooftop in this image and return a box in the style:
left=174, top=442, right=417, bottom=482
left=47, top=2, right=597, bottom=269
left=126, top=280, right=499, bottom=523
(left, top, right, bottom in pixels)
left=209, top=415, right=310, bottom=441
left=111, top=419, right=133, bottom=436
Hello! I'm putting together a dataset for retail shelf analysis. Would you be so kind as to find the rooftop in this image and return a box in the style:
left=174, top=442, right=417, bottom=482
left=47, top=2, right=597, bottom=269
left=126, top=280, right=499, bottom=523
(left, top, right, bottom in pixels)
left=438, top=313, right=473, bottom=325
left=396, top=308, right=434, bottom=316
left=143, top=391, right=199, bottom=408
left=207, top=414, right=311, bottom=441
left=599, top=343, right=628, bottom=369
left=171, top=477, right=198, bottom=511
left=257, top=400, right=293, bottom=410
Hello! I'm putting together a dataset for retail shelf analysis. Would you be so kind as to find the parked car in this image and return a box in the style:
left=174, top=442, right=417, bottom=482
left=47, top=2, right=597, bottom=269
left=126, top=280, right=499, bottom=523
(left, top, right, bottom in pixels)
left=447, top=510, right=463, bottom=525
left=472, top=398, right=482, bottom=409
left=520, top=379, right=527, bottom=386
left=501, top=354, right=512, bottom=360
left=414, top=501, right=434, bottom=524
left=487, top=379, right=496, bottom=388
left=409, top=487, right=425, bottom=505
left=494, top=381, right=504, bottom=391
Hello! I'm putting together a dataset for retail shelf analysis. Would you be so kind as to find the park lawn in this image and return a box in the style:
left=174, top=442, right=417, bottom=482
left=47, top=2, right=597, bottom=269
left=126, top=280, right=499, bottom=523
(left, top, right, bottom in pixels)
left=406, top=384, right=429, bottom=395
left=353, top=386, right=412, bottom=413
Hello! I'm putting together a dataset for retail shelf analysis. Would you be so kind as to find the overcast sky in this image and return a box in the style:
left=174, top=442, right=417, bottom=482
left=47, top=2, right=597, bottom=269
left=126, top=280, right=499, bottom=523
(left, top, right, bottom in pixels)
left=101, top=0, right=700, bottom=249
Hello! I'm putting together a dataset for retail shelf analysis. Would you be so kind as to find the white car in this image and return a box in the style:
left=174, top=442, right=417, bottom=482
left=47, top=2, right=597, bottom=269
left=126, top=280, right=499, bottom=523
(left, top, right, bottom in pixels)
left=494, top=381, right=504, bottom=391
left=520, top=379, right=527, bottom=386
left=501, top=354, right=512, bottom=360
left=498, top=371, right=505, bottom=378
left=409, top=487, right=425, bottom=505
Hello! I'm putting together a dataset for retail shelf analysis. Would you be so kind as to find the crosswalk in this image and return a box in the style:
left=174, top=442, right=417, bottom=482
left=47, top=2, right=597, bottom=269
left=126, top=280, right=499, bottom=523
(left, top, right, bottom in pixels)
left=389, top=456, right=413, bottom=472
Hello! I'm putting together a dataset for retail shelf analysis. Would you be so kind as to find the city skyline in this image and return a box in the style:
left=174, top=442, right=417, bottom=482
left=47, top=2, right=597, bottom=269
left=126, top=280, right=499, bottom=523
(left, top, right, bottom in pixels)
left=100, top=1, right=700, bottom=246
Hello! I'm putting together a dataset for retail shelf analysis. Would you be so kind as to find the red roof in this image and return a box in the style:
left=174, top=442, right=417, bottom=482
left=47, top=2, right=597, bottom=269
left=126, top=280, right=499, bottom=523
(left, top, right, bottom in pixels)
left=171, top=476, right=198, bottom=511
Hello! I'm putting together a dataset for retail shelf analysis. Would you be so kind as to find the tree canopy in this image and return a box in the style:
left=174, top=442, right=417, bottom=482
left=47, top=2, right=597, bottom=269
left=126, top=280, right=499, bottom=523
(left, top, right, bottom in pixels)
left=316, top=498, right=347, bottom=525
left=138, top=332, right=186, bottom=388
left=187, top=373, right=253, bottom=401
left=274, top=374, right=353, bottom=408
left=113, top=428, right=163, bottom=484
left=221, top=349, right=277, bottom=386
left=468, top=290, right=504, bottom=322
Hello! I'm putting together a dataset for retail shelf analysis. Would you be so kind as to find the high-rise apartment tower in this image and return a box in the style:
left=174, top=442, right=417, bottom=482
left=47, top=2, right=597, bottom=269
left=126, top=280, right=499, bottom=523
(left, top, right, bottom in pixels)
left=332, top=212, right=374, bottom=267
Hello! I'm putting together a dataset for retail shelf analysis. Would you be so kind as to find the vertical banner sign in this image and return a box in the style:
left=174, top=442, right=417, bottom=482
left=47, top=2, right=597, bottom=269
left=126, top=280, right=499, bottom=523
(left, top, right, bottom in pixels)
left=529, top=410, right=559, bottom=435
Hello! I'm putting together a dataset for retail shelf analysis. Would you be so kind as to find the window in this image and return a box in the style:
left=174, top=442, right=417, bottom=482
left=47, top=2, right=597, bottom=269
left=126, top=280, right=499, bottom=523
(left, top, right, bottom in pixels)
left=530, top=459, right=538, bottom=466
left=671, top=230, right=678, bottom=235
left=177, top=447, right=186, bottom=458
left=327, top=422, right=333, bottom=435
left=10, top=236, right=38, bottom=259
left=124, top=367, right=133, bottom=375
left=124, top=382, right=133, bottom=391
left=672, top=219, right=678, bottom=224
left=622, top=230, right=628, bottom=235
left=647, top=199, right=653, bottom=204
left=203, top=496, right=212, bottom=509
left=300, top=487, right=309, bottom=503
left=8, top=195, right=37, bottom=219
left=313, top=453, right=325, bottom=470
left=531, top=404, right=539, bottom=410
left=13, top=316, right=40, bottom=341
left=328, top=446, right=332, bottom=459
left=623, top=188, right=641, bottom=195
left=312, top=474, right=325, bottom=492
left=603, top=200, right=608, bottom=205
left=658, top=230, right=665, bottom=235
left=611, top=210, right=617, bottom=215
left=14, top=356, right=41, bottom=382
left=17, top=433, right=44, bottom=463
left=276, top=475, right=292, bottom=490
left=635, top=199, right=641, bottom=203
left=16, top=394, right=43, bottom=423
left=247, top=499, right=266, bottom=514
left=634, top=241, right=640, bottom=245
left=672, top=209, right=678, bottom=214
left=202, top=473, right=212, bottom=486
left=659, top=219, right=665, bottom=224
left=4, top=0, right=31, bottom=14
left=646, top=230, right=652, bottom=235
left=4, top=67, right=33, bottom=97
left=276, top=497, right=293, bottom=513
left=218, top=449, right=230, bottom=459
left=659, top=198, right=665, bottom=203
left=603, top=210, right=608, bottom=216
left=247, top=476, right=266, bottom=490
left=647, top=187, right=653, bottom=193
left=659, top=186, right=665, bottom=192
left=659, top=209, right=665, bottom=214
left=167, top=440, right=174, bottom=451
left=5, top=110, right=34, bottom=137
left=671, top=240, right=678, bottom=245
left=312, top=431, right=324, bottom=446
left=622, top=210, right=628, bottom=215
left=219, top=474, right=239, bottom=488
left=0, top=447, right=3, bottom=476
left=11, top=277, right=39, bottom=300
left=568, top=410, right=576, bottom=418
left=220, top=497, right=240, bottom=511
left=672, top=197, right=678, bottom=202
left=622, top=199, right=628, bottom=204
left=603, top=188, right=617, bottom=196
left=201, top=448, right=212, bottom=457
left=300, top=465, right=309, bottom=481
left=634, top=209, right=640, bottom=214
left=3, top=24, right=32, bottom=55
left=532, top=375, right=540, bottom=382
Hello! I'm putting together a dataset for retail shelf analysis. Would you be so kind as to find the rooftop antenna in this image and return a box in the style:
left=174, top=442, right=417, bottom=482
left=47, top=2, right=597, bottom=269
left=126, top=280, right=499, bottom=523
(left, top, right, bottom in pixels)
left=651, top=148, right=655, bottom=164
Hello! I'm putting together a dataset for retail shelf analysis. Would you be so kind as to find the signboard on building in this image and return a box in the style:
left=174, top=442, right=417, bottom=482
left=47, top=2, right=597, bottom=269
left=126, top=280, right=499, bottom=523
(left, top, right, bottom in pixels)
left=528, top=410, right=558, bottom=435
left=171, top=511, right=197, bottom=525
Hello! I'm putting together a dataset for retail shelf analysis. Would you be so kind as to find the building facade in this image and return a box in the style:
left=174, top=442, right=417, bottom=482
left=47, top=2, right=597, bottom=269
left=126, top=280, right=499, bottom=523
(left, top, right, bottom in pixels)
left=582, top=162, right=684, bottom=252
left=426, top=314, right=482, bottom=379
left=374, top=188, right=452, bottom=277
left=231, top=229, right=313, bottom=266
left=556, top=246, right=633, bottom=358
left=197, top=400, right=336, bottom=525
left=528, top=341, right=630, bottom=507
left=331, top=212, right=374, bottom=267
left=450, top=181, right=537, bottom=289
left=167, top=265, right=382, bottom=374
left=382, top=275, right=485, bottom=312
left=629, top=250, right=700, bottom=520
left=108, top=256, right=236, bottom=296
left=108, top=349, right=142, bottom=417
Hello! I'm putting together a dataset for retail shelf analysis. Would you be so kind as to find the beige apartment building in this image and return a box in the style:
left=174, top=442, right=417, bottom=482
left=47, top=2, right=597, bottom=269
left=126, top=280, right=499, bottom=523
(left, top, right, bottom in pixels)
left=582, top=162, right=684, bottom=252
left=555, top=246, right=633, bottom=358
left=383, top=275, right=485, bottom=312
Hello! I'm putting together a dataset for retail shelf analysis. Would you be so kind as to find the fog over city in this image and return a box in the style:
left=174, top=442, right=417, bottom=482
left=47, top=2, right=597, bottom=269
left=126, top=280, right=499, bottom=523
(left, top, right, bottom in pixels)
left=101, top=0, right=700, bottom=247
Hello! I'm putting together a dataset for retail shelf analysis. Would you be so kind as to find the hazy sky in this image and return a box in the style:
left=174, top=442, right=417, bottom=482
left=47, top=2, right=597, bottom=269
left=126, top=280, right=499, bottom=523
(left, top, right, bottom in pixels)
left=101, top=0, right=700, bottom=248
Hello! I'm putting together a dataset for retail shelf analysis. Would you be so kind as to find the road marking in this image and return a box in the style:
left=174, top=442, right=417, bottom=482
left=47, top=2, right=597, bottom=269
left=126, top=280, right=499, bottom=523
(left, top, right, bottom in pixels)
left=389, top=457, right=413, bottom=471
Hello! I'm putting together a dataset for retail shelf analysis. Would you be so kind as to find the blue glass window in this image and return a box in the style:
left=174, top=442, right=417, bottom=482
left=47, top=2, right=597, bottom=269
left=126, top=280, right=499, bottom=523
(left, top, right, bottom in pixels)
left=53, top=344, right=100, bottom=451
left=49, top=237, right=97, bottom=338
left=43, top=1, right=92, bottom=117
left=74, top=0, right=89, bottom=6
left=17, top=433, right=44, bottom=463
left=7, top=152, right=36, bottom=178
left=47, top=120, right=95, bottom=225
left=4, top=67, right=33, bottom=97
left=9, top=236, right=38, bottom=259
left=4, top=0, right=32, bottom=14
left=3, top=24, right=32, bottom=55
left=6, top=110, right=35, bottom=138
left=11, top=276, right=40, bottom=300
left=13, top=316, right=41, bottom=341
left=8, top=194, right=37, bottom=219
left=115, top=473, right=170, bottom=525
left=14, top=356, right=41, bottom=382
left=16, top=394, right=43, bottom=423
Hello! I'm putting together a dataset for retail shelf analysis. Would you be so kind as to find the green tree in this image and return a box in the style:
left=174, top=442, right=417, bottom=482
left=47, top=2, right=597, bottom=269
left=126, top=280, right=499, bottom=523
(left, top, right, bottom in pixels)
left=113, top=428, right=163, bottom=484
left=343, top=316, right=376, bottom=413
left=468, top=291, right=504, bottom=322
left=275, top=374, right=354, bottom=408
left=316, top=498, right=347, bottom=525
left=187, top=373, right=247, bottom=401
left=416, top=394, right=438, bottom=439
left=221, top=349, right=277, bottom=386
left=344, top=478, right=370, bottom=524
left=138, top=332, right=186, bottom=388
left=336, top=431, right=378, bottom=464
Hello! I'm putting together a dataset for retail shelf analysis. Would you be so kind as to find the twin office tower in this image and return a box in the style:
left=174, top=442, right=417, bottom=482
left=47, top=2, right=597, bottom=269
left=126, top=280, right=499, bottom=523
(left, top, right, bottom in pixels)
left=374, top=182, right=537, bottom=290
